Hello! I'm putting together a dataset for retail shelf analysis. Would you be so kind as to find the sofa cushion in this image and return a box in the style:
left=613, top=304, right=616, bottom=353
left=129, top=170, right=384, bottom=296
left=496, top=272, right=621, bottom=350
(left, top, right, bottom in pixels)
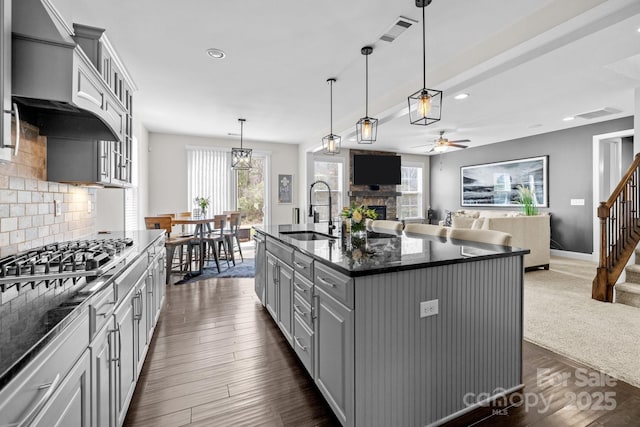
left=471, top=218, right=485, bottom=229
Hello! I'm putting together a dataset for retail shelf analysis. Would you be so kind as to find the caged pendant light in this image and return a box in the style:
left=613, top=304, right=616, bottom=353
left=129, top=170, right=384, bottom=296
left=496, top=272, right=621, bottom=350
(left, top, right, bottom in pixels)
left=231, top=118, right=252, bottom=170
left=356, top=46, right=378, bottom=144
left=322, top=78, right=341, bottom=155
left=407, top=0, right=442, bottom=126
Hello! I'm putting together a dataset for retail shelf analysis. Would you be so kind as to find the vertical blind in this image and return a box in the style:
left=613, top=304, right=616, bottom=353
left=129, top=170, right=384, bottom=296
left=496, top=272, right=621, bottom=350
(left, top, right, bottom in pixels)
left=187, top=146, right=236, bottom=214
left=125, top=136, right=139, bottom=232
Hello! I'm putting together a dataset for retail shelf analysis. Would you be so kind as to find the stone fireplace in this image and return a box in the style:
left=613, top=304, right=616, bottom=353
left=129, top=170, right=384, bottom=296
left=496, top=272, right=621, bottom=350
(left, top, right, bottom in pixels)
left=348, top=149, right=401, bottom=220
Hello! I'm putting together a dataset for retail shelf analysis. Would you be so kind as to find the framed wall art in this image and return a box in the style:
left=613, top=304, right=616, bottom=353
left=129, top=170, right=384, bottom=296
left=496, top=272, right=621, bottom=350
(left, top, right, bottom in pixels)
left=460, top=156, right=548, bottom=207
left=278, top=174, right=293, bottom=204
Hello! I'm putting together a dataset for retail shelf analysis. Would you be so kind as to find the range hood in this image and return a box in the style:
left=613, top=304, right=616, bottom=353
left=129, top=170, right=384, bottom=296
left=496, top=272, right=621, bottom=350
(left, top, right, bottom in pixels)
left=10, top=0, right=123, bottom=141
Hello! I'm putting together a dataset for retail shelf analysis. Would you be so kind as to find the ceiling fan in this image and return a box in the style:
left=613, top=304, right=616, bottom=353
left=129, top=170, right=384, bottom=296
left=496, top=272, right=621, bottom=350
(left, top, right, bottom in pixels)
left=424, top=130, right=470, bottom=153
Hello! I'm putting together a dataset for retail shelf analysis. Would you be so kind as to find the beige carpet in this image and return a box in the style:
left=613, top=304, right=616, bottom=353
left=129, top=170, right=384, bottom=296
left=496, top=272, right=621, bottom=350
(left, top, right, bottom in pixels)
left=524, top=257, right=640, bottom=388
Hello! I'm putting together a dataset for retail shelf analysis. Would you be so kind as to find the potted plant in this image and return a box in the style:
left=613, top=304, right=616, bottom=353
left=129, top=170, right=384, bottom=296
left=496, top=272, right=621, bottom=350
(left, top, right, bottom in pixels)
left=516, top=185, right=538, bottom=216
left=193, top=196, right=210, bottom=217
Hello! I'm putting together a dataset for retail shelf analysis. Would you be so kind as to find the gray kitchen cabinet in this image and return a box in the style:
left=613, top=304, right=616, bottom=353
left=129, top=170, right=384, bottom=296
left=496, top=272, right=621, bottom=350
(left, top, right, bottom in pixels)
left=265, top=249, right=294, bottom=345
left=114, top=288, right=136, bottom=427
left=134, top=275, right=149, bottom=376
left=277, top=261, right=294, bottom=344
left=91, top=319, right=116, bottom=427
left=0, top=0, right=15, bottom=163
left=265, top=252, right=278, bottom=319
left=313, top=285, right=354, bottom=427
left=31, top=349, right=92, bottom=427
left=254, top=232, right=266, bottom=304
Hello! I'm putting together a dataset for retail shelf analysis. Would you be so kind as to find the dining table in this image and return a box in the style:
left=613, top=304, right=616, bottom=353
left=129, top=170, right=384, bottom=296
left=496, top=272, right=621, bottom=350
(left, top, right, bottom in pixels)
left=170, top=216, right=217, bottom=277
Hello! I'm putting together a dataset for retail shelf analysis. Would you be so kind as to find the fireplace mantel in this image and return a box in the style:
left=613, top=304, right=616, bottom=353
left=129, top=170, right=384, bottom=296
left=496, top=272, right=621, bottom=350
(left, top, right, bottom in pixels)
left=348, top=191, right=402, bottom=197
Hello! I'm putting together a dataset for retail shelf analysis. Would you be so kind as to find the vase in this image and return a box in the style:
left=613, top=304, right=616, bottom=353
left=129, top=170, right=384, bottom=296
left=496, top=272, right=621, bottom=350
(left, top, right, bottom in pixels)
left=350, top=218, right=367, bottom=250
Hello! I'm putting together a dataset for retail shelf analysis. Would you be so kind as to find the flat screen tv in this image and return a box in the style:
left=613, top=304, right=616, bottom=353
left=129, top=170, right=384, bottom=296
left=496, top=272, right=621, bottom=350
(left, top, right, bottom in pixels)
left=353, top=154, right=401, bottom=186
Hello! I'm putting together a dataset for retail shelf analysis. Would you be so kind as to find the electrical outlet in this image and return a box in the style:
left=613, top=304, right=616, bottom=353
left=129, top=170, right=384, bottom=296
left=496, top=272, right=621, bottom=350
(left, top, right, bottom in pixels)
left=53, top=200, right=61, bottom=217
left=570, top=198, right=585, bottom=206
left=420, top=299, right=439, bottom=318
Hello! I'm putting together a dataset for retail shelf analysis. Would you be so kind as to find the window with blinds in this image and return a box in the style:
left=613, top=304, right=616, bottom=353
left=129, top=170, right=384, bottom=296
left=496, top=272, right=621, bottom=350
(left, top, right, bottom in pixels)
left=125, top=136, right=138, bottom=232
left=186, top=146, right=237, bottom=214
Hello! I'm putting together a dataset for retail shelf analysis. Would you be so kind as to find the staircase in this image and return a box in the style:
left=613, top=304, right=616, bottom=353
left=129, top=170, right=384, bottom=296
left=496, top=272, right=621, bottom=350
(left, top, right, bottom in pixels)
left=593, top=153, right=640, bottom=302
left=616, top=250, right=640, bottom=307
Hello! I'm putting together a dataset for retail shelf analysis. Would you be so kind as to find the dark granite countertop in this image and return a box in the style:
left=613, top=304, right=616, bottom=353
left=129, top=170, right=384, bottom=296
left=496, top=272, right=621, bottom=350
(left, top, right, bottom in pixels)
left=255, top=224, right=529, bottom=277
left=0, top=230, right=164, bottom=389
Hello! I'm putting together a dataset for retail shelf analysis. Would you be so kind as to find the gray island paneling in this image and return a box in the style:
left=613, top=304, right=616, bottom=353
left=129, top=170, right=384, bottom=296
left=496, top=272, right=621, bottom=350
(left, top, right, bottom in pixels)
left=254, top=224, right=528, bottom=427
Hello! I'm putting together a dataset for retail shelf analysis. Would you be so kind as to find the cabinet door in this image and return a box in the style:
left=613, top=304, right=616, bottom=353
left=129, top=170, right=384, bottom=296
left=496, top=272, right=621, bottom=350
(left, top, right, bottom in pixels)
left=265, top=253, right=278, bottom=319
left=91, top=319, right=116, bottom=427
left=135, top=280, right=148, bottom=375
left=115, top=292, right=136, bottom=427
left=314, top=287, right=354, bottom=427
left=0, top=0, right=12, bottom=162
left=277, top=262, right=293, bottom=345
left=254, top=237, right=266, bottom=305
left=32, top=349, right=92, bottom=427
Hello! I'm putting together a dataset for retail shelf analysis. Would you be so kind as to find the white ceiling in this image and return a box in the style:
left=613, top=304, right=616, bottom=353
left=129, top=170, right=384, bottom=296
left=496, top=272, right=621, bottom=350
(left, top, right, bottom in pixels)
left=61, top=0, right=640, bottom=155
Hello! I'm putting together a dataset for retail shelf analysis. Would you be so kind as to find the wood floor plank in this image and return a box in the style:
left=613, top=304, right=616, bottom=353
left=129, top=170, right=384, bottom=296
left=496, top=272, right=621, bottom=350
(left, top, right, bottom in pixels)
left=125, top=276, right=640, bottom=427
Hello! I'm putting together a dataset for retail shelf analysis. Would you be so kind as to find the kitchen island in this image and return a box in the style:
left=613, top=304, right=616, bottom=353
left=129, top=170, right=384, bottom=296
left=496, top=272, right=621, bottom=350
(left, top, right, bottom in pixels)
left=254, top=224, right=528, bottom=427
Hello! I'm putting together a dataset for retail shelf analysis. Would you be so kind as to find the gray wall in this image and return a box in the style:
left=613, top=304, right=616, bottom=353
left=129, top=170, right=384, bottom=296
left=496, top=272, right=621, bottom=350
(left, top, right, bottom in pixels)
left=430, top=117, right=634, bottom=254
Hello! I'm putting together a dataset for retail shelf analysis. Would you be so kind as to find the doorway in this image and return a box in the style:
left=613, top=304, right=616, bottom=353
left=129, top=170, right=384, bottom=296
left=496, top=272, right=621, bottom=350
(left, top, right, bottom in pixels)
left=236, top=153, right=269, bottom=233
left=592, top=129, right=634, bottom=263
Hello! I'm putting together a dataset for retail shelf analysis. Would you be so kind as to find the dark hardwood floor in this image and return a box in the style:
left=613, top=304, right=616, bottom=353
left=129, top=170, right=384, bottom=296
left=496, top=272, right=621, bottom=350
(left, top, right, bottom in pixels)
left=124, top=277, right=640, bottom=427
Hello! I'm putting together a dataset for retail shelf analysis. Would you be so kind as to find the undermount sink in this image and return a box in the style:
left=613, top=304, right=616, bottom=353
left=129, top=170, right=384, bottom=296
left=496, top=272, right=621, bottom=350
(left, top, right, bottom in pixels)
left=280, top=230, right=335, bottom=241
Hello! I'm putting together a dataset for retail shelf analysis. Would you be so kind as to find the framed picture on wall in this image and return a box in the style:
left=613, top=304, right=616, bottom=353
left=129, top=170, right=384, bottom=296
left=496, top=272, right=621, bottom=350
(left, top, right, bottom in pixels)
left=278, top=174, right=293, bottom=204
left=460, top=156, right=548, bottom=207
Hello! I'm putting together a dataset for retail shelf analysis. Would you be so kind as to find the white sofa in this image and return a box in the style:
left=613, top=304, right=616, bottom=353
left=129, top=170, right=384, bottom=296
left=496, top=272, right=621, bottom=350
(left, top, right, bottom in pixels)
left=441, top=209, right=550, bottom=270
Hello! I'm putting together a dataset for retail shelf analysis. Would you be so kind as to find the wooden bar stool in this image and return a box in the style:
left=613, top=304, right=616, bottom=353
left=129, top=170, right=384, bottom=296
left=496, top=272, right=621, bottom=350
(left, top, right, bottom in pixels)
left=144, top=216, right=192, bottom=283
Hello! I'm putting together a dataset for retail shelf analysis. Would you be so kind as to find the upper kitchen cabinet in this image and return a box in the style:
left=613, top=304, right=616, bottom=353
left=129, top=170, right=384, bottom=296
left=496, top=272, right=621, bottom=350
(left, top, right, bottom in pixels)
left=11, top=0, right=137, bottom=187
left=1, top=0, right=18, bottom=163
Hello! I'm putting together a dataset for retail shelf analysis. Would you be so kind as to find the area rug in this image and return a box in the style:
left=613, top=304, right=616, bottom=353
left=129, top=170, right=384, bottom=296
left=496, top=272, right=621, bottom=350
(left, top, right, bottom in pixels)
left=524, top=257, right=640, bottom=388
left=174, top=258, right=255, bottom=285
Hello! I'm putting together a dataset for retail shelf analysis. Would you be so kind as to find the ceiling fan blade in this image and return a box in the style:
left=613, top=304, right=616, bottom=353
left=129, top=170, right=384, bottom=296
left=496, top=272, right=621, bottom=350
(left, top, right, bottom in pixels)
left=411, top=144, right=433, bottom=148
left=426, top=146, right=435, bottom=153
left=448, top=143, right=468, bottom=149
left=449, top=139, right=470, bottom=143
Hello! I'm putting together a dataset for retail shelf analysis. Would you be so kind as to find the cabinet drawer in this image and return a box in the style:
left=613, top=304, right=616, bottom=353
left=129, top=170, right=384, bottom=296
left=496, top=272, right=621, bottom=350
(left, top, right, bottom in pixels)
left=0, top=313, right=90, bottom=427
left=266, top=237, right=294, bottom=266
left=293, top=272, right=313, bottom=306
left=293, top=293, right=313, bottom=329
left=293, top=251, right=313, bottom=281
left=293, top=315, right=314, bottom=377
left=314, top=262, right=354, bottom=309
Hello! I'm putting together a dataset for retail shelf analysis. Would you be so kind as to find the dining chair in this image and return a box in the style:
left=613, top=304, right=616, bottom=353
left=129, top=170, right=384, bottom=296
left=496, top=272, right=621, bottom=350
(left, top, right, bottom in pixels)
left=144, top=216, right=192, bottom=283
left=223, top=212, right=244, bottom=264
left=447, top=228, right=512, bottom=246
left=202, top=214, right=230, bottom=272
left=369, top=220, right=403, bottom=236
left=177, top=211, right=194, bottom=237
left=403, top=223, right=448, bottom=238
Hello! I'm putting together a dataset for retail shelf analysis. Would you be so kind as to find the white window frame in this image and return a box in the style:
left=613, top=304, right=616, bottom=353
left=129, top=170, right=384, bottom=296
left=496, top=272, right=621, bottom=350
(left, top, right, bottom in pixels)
left=308, top=154, right=345, bottom=223
left=397, top=162, right=423, bottom=220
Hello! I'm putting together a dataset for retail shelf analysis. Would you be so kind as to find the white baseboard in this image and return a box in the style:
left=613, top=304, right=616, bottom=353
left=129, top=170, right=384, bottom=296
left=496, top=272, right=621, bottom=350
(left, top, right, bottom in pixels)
left=550, top=249, right=596, bottom=262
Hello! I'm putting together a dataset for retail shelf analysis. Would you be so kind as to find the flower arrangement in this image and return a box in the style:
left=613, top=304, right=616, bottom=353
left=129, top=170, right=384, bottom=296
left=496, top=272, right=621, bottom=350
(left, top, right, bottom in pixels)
left=515, top=185, right=538, bottom=216
left=194, top=196, right=210, bottom=214
left=340, top=203, right=378, bottom=233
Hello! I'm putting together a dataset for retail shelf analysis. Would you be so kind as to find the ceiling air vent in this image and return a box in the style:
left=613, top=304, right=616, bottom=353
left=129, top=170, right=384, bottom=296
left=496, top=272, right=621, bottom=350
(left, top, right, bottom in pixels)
left=575, top=107, right=621, bottom=120
left=379, top=16, right=418, bottom=42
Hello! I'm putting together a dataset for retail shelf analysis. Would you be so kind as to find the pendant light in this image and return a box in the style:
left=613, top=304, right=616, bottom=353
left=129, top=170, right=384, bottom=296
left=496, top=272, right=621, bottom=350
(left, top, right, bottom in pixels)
left=356, top=46, right=378, bottom=144
left=231, top=118, right=252, bottom=170
left=407, top=0, right=442, bottom=126
left=322, top=78, right=341, bottom=155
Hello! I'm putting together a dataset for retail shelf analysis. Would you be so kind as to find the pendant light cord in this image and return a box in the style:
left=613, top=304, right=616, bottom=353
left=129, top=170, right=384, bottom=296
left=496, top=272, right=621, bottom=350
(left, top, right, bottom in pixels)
left=422, top=4, right=426, bottom=89
left=329, top=79, right=333, bottom=134
left=365, top=54, right=369, bottom=117
left=240, top=120, right=243, bottom=148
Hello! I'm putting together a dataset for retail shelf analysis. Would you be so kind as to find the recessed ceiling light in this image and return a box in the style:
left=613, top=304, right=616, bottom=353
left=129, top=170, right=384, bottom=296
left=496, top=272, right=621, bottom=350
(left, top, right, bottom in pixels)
left=563, top=116, right=575, bottom=121
left=637, top=27, right=640, bottom=33
left=206, top=48, right=226, bottom=59
left=454, top=93, right=469, bottom=100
